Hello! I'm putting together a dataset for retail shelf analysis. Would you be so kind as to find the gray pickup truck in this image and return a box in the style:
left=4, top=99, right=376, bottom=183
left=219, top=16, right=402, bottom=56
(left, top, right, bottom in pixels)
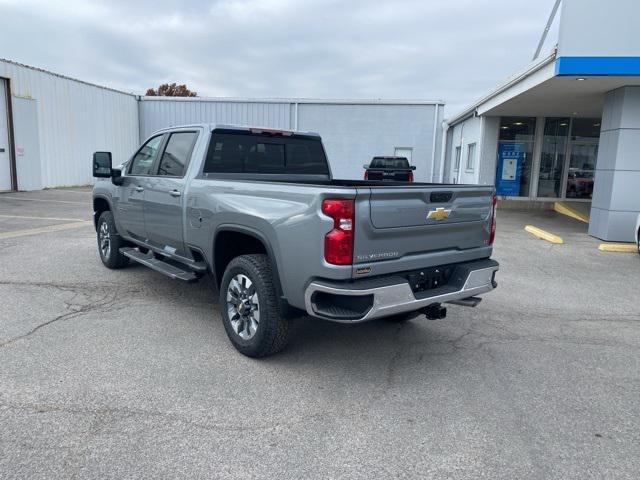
left=92, top=124, right=499, bottom=357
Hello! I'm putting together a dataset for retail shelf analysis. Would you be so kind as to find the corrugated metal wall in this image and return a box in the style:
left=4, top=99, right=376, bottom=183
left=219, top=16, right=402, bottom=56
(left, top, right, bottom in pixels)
left=0, top=59, right=139, bottom=189
left=0, top=59, right=444, bottom=188
left=297, top=103, right=440, bottom=181
left=140, top=98, right=292, bottom=141
left=140, top=98, right=443, bottom=181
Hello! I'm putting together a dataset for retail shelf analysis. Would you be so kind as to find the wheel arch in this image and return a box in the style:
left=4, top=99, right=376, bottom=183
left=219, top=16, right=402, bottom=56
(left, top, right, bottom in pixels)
left=93, top=195, right=112, bottom=231
left=212, top=225, right=284, bottom=300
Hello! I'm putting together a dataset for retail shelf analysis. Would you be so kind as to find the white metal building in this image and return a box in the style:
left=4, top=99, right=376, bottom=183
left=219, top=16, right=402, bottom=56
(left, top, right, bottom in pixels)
left=139, top=97, right=444, bottom=181
left=0, top=59, right=139, bottom=191
left=0, top=58, right=444, bottom=191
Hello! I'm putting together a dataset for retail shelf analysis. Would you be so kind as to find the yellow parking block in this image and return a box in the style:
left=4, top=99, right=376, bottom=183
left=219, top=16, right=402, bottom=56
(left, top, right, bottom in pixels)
left=598, top=242, right=637, bottom=253
left=524, top=225, right=564, bottom=244
left=553, top=202, right=589, bottom=223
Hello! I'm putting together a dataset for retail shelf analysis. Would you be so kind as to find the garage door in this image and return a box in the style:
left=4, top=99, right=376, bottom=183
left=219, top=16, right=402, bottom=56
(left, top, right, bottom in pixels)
left=0, top=79, right=11, bottom=191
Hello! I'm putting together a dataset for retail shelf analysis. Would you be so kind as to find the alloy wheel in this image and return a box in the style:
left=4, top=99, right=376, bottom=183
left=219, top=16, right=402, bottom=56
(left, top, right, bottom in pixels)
left=226, top=274, right=260, bottom=340
left=99, top=221, right=111, bottom=259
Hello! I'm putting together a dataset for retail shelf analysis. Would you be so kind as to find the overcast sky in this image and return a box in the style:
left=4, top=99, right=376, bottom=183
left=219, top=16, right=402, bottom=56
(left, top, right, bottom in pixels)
left=0, top=0, right=559, bottom=115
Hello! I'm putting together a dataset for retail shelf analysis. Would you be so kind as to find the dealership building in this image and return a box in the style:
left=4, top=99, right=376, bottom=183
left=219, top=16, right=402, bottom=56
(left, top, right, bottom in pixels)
left=0, top=0, right=639, bottom=242
left=441, top=0, right=640, bottom=241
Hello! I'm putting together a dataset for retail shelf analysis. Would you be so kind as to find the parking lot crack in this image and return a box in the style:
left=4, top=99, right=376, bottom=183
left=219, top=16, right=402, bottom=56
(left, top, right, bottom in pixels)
left=371, top=323, right=408, bottom=401
left=0, top=400, right=330, bottom=435
left=449, top=324, right=476, bottom=350
left=0, top=280, right=119, bottom=290
left=0, top=289, right=121, bottom=348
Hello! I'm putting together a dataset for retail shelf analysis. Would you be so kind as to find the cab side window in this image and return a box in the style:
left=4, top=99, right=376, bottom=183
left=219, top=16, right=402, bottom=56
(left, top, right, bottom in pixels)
left=129, top=135, right=163, bottom=175
left=157, top=132, right=198, bottom=177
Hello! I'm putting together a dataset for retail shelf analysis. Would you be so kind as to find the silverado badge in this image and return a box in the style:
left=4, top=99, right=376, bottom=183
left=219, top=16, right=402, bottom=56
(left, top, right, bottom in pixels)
left=427, top=207, right=451, bottom=221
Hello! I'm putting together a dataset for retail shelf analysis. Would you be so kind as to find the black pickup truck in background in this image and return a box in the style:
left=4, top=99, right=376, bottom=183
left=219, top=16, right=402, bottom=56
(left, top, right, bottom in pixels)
left=363, top=156, right=416, bottom=182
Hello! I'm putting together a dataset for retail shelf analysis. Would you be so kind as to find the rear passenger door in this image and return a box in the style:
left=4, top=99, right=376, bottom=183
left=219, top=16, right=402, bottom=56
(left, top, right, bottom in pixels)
left=144, top=130, right=199, bottom=256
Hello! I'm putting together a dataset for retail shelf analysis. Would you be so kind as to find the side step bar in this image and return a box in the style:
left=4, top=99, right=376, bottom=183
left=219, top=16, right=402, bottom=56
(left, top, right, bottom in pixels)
left=120, top=248, right=199, bottom=282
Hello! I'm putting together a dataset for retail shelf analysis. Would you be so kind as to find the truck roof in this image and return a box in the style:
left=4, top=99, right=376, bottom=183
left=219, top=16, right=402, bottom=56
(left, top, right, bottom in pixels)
left=150, top=123, right=320, bottom=138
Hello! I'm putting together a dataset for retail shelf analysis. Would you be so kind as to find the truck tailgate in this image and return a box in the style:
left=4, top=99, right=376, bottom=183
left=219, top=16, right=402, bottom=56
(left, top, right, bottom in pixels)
left=352, top=185, right=494, bottom=276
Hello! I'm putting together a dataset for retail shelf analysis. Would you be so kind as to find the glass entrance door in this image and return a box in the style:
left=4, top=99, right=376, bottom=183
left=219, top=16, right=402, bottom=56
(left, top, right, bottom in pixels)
left=537, top=118, right=569, bottom=198
left=565, top=143, right=597, bottom=199
left=563, top=118, right=601, bottom=200
left=533, top=117, right=600, bottom=200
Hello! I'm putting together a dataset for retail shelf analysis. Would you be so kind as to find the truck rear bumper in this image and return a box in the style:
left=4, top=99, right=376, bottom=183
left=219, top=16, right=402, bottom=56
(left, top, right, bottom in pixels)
left=304, top=259, right=499, bottom=323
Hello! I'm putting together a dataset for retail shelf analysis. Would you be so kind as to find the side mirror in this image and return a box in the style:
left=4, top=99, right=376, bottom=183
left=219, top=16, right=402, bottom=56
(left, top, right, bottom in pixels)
left=93, top=152, right=112, bottom=178
left=410, top=165, right=416, bottom=170
left=363, top=164, right=370, bottom=169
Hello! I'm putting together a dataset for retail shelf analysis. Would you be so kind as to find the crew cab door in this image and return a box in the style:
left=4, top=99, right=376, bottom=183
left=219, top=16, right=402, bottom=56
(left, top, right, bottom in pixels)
left=143, top=130, right=199, bottom=257
left=116, top=134, right=164, bottom=241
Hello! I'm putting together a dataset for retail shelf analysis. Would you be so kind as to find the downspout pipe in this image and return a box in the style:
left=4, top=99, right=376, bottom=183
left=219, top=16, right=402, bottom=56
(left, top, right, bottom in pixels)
left=430, top=104, right=439, bottom=182
left=456, top=120, right=465, bottom=185
left=136, top=95, right=143, bottom=143
left=438, top=120, right=449, bottom=183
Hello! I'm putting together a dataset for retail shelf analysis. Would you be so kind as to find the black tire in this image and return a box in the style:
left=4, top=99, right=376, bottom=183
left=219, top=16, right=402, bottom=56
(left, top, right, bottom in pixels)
left=219, top=254, right=289, bottom=358
left=97, top=211, right=129, bottom=269
left=384, top=311, right=420, bottom=323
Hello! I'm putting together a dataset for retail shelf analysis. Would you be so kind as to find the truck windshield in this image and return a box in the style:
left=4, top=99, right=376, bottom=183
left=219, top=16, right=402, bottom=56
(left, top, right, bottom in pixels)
left=203, top=131, right=329, bottom=175
left=370, top=158, right=409, bottom=169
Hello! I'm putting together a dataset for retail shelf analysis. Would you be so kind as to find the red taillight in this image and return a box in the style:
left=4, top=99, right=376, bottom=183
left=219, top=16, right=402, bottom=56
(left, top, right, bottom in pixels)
left=408, top=170, right=414, bottom=182
left=489, top=194, right=497, bottom=245
left=364, top=170, right=369, bottom=180
left=322, top=199, right=354, bottom=265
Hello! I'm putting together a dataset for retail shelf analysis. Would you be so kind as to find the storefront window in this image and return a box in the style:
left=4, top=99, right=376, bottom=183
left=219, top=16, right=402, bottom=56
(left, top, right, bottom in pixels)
left=538, top=118, right=569, bottom=198
left=496, top=117, right=536, bottom=197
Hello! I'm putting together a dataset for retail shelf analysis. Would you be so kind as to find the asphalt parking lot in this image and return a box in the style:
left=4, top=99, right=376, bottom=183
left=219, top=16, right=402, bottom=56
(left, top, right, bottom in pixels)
left=1, top=188, right=639, bottom=479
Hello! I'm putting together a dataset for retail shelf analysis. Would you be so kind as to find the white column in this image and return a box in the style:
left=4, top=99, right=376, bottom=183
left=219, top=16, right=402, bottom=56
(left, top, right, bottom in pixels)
left=589, top=86, right=640, bottom=242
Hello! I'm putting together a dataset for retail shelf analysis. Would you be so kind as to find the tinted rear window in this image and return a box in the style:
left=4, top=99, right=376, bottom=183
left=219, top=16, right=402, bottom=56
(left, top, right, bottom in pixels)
left=203, top=132, right=329, bottom=175
left=370, top=157, right=409, bottom=169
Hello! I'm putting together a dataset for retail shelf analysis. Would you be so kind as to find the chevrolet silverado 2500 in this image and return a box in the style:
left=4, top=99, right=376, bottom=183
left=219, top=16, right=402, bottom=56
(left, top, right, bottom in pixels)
left=92, top=125, right=499, bottom=357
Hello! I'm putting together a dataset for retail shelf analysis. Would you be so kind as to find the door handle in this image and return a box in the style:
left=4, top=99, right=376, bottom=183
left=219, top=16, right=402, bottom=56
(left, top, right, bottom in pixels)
left=135, top=186, right=144, bottom=192
left=169, top=189, right=182, bottom=197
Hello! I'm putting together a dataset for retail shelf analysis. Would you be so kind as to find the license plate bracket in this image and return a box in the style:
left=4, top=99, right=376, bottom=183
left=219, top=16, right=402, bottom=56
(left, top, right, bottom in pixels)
left=406, top=265, right=453, bottom=293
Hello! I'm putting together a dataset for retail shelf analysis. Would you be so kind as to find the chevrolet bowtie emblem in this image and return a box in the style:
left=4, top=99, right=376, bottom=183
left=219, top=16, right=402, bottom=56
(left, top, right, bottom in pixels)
left=427, top=207, right=451, bottom=221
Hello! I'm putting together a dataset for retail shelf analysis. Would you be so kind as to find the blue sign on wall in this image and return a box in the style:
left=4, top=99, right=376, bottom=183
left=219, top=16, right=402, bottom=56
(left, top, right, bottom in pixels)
left=496, top=143, right=523, bottom=196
